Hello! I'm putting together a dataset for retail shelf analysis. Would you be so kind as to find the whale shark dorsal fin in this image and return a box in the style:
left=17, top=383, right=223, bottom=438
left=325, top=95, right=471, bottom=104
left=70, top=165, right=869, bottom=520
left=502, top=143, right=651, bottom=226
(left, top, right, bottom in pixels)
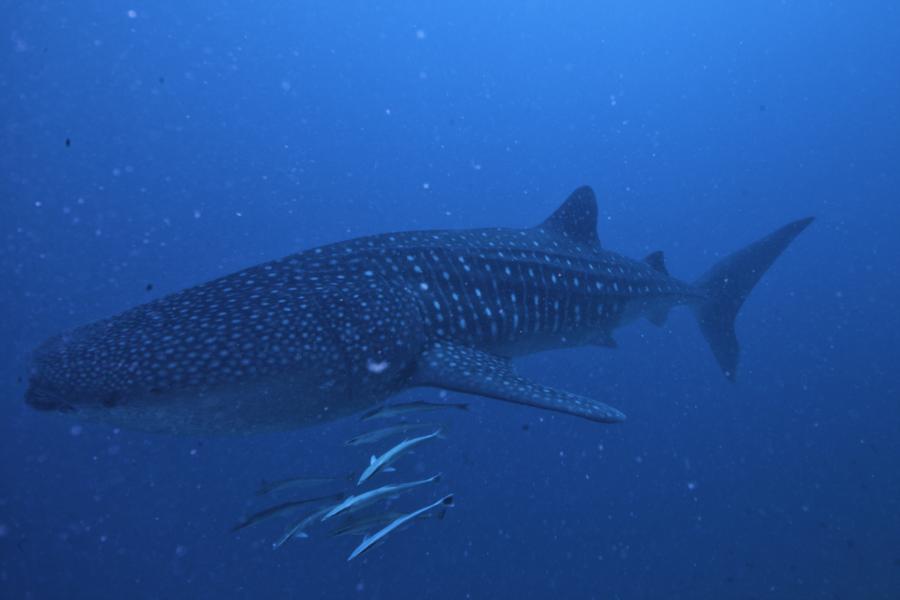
left=410, top=342, right=625, bottom=424
left=370, top=455, right=376, bottom=465
left=539, top=186, right=601, bottom=247
left=643, top=250, right=668, bottom=275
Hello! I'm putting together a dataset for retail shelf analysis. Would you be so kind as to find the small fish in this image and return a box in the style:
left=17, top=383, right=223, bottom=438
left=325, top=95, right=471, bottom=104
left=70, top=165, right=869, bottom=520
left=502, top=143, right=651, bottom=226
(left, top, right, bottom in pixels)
left=330, top=512, right=405, bottom=537
left=331, top=506, right=446, bottom=538
left=321, top=474, right=441, bottom=522
left=231, top=492, right=343, bottom=532
left=348, top=494, right=455, bottom=561
left=272, top=504, right=335, bottom=549
left=345, top=422, right=438, bottom=447
left=256, top=477, right=337, bottom=496
left=360, top=401, right=469, bottom=421
left=357, top=430, right=442, bottom=486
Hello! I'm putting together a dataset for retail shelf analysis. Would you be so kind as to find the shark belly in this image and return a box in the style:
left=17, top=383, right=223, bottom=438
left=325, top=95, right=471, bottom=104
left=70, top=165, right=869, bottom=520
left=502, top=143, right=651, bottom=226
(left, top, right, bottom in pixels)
left=65, top=369, right=361, bottom=435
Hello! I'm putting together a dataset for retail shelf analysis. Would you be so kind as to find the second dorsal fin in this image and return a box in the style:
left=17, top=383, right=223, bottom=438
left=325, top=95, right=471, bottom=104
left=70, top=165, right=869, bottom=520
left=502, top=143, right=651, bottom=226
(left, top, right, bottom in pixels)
left=644, top=250, right=668, bottom=275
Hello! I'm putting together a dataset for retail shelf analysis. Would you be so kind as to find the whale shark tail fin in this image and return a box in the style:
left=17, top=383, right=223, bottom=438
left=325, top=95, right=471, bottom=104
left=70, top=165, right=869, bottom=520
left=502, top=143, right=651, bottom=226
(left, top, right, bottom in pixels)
left=693, top=217, right=814, bottom=381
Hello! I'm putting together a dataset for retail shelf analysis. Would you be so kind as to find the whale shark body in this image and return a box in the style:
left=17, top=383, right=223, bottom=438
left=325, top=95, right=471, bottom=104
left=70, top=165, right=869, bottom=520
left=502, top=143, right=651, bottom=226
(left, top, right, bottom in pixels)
left=25, top=187, right=812, bottom=434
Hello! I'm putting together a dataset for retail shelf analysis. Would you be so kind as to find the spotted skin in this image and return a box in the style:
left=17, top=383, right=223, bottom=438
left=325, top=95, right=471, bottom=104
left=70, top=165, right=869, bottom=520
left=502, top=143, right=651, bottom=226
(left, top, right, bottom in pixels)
left=412, top=342, right=625, bottom=422
left=25, top=187, right=812, bottom=433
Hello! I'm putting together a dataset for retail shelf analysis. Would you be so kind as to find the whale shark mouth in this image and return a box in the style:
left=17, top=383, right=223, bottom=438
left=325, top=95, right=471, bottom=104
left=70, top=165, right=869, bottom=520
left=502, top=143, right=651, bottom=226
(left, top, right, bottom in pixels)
left=24, top=380, right=76, bottom=413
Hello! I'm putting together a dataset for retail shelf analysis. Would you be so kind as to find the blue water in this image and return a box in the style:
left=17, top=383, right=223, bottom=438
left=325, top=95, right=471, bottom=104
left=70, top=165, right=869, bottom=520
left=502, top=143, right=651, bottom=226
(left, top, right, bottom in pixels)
left=3, top=2, right=899, bottom=598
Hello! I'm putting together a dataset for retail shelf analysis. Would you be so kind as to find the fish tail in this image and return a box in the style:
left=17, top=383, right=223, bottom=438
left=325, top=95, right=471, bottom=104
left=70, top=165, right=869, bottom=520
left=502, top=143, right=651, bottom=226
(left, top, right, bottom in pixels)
left=230, top=521, right=248, bottom=533
left=691, top=217, right=814, bottom=380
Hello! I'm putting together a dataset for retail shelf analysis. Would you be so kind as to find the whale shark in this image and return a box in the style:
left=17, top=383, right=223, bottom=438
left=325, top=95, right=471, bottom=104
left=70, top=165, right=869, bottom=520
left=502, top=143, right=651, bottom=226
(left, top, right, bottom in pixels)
left=25, top=187, right=812, bottom=434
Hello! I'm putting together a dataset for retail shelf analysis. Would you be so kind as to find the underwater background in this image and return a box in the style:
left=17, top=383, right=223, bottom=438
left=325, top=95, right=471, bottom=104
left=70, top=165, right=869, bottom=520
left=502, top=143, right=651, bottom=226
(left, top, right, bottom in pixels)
left=2, top=1, right=899, bottom=598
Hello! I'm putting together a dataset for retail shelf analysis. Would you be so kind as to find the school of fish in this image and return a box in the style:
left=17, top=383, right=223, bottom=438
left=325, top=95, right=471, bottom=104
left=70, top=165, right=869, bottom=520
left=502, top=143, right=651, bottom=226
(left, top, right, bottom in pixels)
left=232, top=400, right=462, bottom=560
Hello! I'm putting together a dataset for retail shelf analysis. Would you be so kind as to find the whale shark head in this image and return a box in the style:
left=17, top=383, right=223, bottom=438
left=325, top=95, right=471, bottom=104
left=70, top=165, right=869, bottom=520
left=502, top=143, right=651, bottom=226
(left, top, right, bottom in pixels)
left=25, top=331, right=125, bottom=415
left=23, top=249, right=428, bottom=434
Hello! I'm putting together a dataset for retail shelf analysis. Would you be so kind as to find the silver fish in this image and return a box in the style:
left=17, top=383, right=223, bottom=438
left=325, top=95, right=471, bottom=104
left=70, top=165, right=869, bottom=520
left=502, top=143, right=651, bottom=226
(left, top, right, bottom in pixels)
left=321, top=474, right=441, bottom=522
left=345, top=422, right=438, bottom=447
left=256, top=477, right=337, bottom=496
left=272, top=504, right=335, bottom=549
left=231, top=492, right=343, bottom=532
left=330, top=512, right=405, bottom=537
left=331, top=506, right=447, bottom=538
left=357, top=430, right=442, bottom=485
left=360, top=401, right=469, bottom=422
left=348, top=494, right=455, bottom=561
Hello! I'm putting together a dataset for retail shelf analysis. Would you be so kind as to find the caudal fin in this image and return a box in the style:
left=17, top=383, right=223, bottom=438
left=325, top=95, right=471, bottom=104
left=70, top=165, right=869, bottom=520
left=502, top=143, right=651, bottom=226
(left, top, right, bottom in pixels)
left=693, top=217, right=814, bottom=380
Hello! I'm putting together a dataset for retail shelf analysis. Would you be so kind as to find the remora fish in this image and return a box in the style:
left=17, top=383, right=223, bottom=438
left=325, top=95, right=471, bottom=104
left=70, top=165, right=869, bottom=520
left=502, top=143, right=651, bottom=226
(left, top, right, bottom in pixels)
left=321, top=474, right=441, bottom=522
left=348, top=494, right=455, bottom=561
left=330, top=512, right=405, bottom=537
left=360, top=401, right=469, bottom=421
left=272, top=505, right=335, bottom=549
left=230, top=492, right=344, bottom=532
left=25, top=187, right=813, bottom=434
left=345, top=422, right=438, bottom=447
left=256, top=476, right=336, bottom=496
left=357, top=430, right=442, bottom=486
left=332, top=506, right=446, bottom=537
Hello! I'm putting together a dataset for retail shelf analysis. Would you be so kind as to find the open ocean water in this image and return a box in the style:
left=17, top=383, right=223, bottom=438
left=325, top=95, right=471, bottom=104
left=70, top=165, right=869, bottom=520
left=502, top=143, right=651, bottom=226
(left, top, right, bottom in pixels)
left=2, top=2, right=899, bottom=599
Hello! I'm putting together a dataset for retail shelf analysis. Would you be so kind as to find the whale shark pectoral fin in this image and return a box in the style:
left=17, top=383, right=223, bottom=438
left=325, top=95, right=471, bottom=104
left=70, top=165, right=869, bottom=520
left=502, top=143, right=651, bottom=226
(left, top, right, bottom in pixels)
left=410, top=342, right=626, bottom=424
